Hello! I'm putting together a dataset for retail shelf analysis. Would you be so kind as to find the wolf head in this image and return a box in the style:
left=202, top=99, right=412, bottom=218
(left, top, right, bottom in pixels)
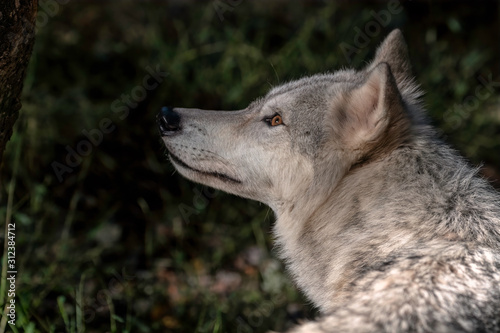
left=158, top=30, right=422, bottom=213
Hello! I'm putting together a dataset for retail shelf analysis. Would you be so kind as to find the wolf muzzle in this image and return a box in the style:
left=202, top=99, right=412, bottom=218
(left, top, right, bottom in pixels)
left=157, top=106, right=181, bottom=136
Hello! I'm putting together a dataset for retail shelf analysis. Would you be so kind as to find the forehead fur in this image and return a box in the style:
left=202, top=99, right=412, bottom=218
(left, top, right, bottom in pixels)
left=266, top=69, right=361, bottom=100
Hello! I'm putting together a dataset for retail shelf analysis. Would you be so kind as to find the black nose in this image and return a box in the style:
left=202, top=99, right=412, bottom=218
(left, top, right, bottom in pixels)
left=157, top=106, right=181, bottom=135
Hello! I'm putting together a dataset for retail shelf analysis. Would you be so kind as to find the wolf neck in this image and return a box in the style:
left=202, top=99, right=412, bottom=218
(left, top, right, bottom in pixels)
left=273, top=135, right=499, bottom=312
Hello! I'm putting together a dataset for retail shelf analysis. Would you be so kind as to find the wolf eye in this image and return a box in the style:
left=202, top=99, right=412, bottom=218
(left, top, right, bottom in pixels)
left=265, top=114, right=283, bottom=126
left=271, top=115, right=283, bottom=126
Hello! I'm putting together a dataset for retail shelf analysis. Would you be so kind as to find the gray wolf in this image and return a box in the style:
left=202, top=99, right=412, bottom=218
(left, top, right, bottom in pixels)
left=158, top=30, right=500, bottom=332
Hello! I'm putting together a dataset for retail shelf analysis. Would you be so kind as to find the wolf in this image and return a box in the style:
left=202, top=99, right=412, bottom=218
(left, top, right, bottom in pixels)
left=158, top=30, right=500, bottom=332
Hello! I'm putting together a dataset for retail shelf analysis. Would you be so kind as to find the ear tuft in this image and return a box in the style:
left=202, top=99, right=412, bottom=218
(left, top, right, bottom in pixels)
left=345, top=62, right=403, bottom=147
left=366, top=29, right=411, bottom=85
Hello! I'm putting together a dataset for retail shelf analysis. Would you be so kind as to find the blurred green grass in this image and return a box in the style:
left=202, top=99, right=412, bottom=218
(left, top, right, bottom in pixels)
left=1, top=1, right=499, bottom=332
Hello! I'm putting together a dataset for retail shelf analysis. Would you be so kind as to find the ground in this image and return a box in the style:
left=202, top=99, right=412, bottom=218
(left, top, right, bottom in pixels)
left=1, top=1, right=499, bottom=332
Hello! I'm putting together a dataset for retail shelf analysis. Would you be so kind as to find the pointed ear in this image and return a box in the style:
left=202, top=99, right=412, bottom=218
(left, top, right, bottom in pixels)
left=366, top=29, right=411, bottom=84
left=344, top=62, right=405, bottom=148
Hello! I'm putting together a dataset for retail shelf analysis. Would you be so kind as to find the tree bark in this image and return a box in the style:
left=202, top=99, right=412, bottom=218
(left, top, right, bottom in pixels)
left=0, top=0, right=38, bottom=166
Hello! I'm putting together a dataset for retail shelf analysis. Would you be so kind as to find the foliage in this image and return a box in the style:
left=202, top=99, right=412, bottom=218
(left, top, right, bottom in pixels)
left=1, top=1, right=499, bottom=332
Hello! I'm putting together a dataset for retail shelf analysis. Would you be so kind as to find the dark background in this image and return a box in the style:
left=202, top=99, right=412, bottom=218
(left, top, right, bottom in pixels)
left=1, top=0, right=499, bottom=332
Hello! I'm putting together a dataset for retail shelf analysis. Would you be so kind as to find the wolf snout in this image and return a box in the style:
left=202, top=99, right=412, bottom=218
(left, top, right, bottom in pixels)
left=157, top=106, right=181, bottom=136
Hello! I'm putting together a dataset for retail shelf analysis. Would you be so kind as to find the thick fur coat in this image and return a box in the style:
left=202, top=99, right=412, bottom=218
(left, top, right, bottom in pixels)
left=159, top=30, right=500, bottom=332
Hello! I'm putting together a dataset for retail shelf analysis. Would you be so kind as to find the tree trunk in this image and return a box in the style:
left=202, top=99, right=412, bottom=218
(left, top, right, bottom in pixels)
left=0, top=0, right=38, bottom=166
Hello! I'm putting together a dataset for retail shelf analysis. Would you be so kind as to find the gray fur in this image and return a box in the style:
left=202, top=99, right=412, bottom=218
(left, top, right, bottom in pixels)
left=160, top=29, right=500, bottom=332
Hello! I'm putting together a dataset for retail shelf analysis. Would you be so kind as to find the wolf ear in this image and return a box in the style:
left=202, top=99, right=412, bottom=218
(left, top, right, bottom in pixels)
left=365, top=29, right=411, bottom=85
left=345, top=62, right=404, bottom=147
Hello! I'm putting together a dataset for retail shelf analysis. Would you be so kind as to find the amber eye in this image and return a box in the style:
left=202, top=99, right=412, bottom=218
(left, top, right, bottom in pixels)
left=270, top=115, right=283, bottom=126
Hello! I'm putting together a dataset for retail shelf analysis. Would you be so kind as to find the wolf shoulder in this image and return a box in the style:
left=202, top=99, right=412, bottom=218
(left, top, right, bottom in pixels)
left=289, top=243, right=500, bottom=333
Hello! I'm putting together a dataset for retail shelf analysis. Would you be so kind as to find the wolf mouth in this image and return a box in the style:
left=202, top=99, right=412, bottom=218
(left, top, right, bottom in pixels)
left=168, top=151, right=242, bottom=184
